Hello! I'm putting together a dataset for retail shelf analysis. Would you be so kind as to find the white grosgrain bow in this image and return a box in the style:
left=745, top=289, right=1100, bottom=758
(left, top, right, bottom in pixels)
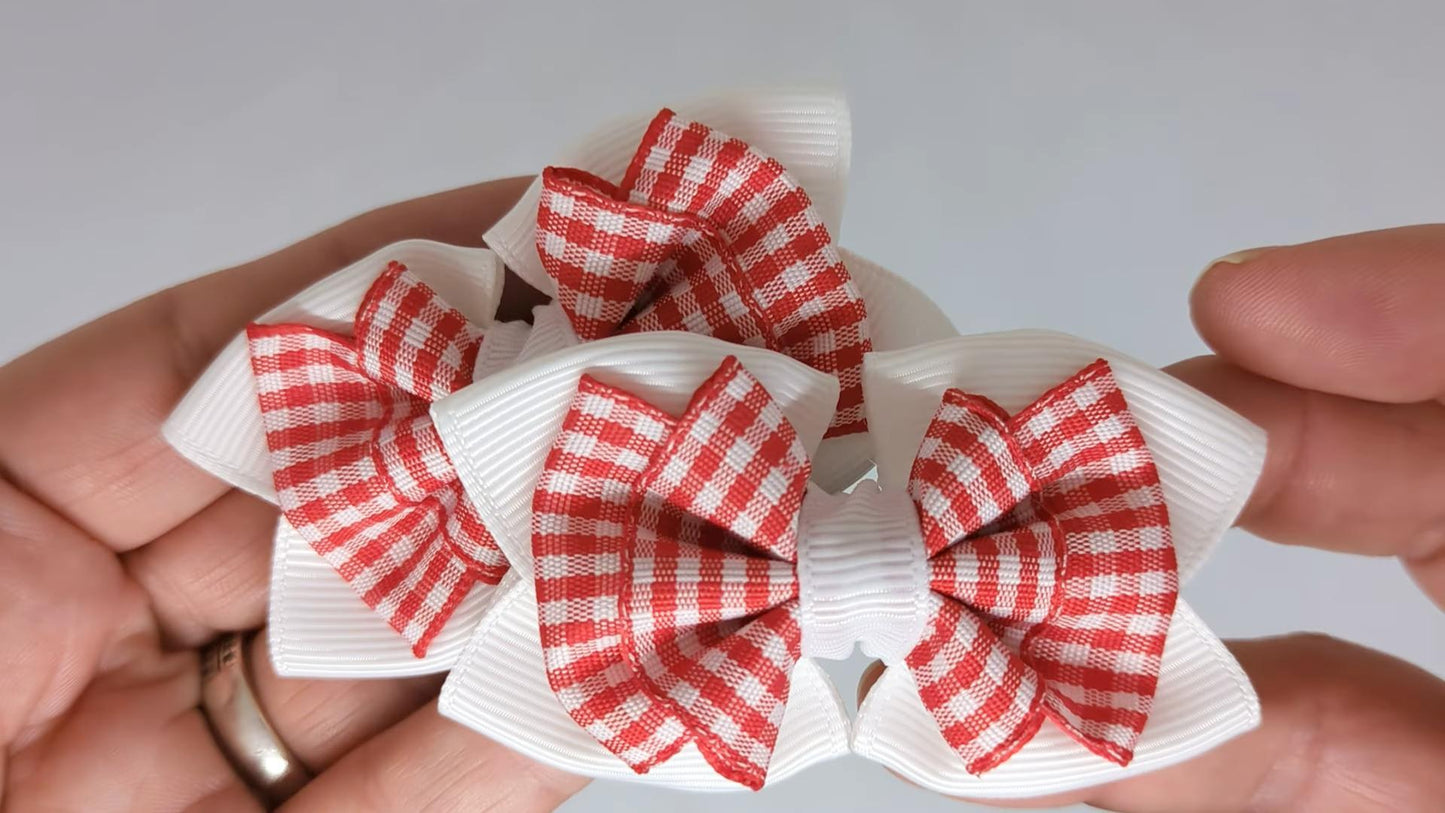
left=430, top=331, right=1267, bottom=797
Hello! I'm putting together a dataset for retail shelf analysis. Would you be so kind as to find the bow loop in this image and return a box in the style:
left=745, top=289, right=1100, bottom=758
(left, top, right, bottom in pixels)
left=640, top=355, right=811, bottom=563
left=373, top=408, right=456, bottom=501
left=538, top=166, right=772, bottom=347
left=534, top=357, right=807, bottom=789
left=925, top=519, right=1063, bottom=628
left=355, top=261, right=484, bottom=401
left=536, top=109, right=872, bottom=437
left=901, top=359, right=1179, bottom=775
left=909, top=389, right=1040, bottom=558
left=247, top=264, right=505, bottom=657
left=905, top=592, right=1046, bottom=774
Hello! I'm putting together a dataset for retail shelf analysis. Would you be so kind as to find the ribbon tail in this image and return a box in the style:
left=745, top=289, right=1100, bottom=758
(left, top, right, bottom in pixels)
left=905, top=592, right=1045, bottom=775
left=1009, top=358, right=1180, bottom=767
left=633, top=603, right=804, bottom=790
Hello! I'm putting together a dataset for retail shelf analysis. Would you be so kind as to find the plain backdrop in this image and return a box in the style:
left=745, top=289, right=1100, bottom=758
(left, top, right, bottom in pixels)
left=3, top=3, right=1443, bottom=811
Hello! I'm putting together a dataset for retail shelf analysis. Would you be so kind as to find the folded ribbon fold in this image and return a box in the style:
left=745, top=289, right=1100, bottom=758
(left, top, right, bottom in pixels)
left=905, top=359, right=1177, bottom=773
left=247, top=262, right=509, bottom=656
left=530, top=354, right=1178, bottom=788
left=536, top=109, right=872, bottom=436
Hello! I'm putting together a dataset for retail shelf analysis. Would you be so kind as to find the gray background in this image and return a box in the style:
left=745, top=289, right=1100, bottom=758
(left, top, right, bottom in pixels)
left=4, top=3, right=1443, bottom=811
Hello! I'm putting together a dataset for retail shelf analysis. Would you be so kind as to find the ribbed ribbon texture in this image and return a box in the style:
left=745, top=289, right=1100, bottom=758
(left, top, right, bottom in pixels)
left=247, top=263, right=509, bottom=657
left=530, top=356, right=1177, bottom=789
left=536, top=109, right=872, bottom=437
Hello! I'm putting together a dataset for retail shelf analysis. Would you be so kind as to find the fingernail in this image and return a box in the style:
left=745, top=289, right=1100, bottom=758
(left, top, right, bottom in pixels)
left=1201, top=248, right=1267, bottom=275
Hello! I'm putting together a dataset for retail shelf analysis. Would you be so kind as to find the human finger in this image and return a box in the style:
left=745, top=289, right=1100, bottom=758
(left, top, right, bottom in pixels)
left=121, top=489, right=276, bottom=647
left=243, top=633, right=444, bottom=772
left=1167, top=355, right=1445, bottom=607
left=1191, top=226, right=1445, bottom=404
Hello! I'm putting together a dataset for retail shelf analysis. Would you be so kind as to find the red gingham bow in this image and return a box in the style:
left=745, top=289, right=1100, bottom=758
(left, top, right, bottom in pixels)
left=535, top=109, right=872, bottom=437
left=247, top=263, right=509, bottom=657
left=906, top=359, right=1177, bottom=773
left=531, top=356, right=1176, bottom=788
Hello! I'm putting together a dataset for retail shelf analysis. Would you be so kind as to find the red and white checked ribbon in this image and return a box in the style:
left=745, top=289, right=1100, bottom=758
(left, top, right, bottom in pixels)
left=531, top=356, right=1176, bottom=788
left=535, top=109, right=872, bottom=437
left=247, top=262, right=509, bottom=657
left=906, top=359, right=1177, bottom=773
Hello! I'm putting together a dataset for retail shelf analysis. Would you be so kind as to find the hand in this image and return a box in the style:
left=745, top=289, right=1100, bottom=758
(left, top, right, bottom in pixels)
left=0, top=179, right=580, bottom=811
left=860, top=227, right=1445, bottom=811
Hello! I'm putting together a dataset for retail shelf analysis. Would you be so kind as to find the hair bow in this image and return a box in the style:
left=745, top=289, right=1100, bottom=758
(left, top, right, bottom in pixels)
left=429, top=331, right=1266, bottom=797
left=165, top=240, right=530, bottom=675
left=484, top=92, right=957, bottom=488
left=530, top=353, right=1173, bottom=788
left=535, top=108, right=871, bottom=437
left=245, top=262, right=509, bottom=657
left=165, top=91, right=954, bottom=676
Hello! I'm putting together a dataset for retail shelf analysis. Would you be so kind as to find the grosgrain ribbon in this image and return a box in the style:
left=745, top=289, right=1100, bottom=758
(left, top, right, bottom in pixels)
left=247, top=263, right=509, bottom=656
left=530, top=355, right=1177, bottom=788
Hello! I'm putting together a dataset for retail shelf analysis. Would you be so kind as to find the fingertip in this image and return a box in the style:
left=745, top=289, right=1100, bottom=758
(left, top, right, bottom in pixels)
left=1188, top=246, right=1299, bottom=368
left=1189, top=248, right=1262, bottom=338
left=1189, top=227, right=1445, bottom=402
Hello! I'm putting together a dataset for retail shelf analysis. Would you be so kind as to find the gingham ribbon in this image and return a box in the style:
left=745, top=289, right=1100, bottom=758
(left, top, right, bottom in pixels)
left=535, top=109, right=872, bottom=437
left=531, top=356, right=1176, bottom=788
left=906, top=359, right=1177, bottom=773
left=247, top=262, right=509, bottom=657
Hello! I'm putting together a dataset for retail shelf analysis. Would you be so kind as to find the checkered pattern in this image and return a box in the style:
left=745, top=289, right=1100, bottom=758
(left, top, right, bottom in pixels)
left=532, top=357, right=807, bottom=789
left=535, top=109, right=872, bottom=437
left=247, top=262, right=508, bottom=657
left=905, top=360, right=1178, bottom=773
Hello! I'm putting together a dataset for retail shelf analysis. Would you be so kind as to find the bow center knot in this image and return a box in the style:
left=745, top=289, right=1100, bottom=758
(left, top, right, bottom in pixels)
left=373, top=407, right=457, bottom=502
left=796, top=481, right=932, bottom=662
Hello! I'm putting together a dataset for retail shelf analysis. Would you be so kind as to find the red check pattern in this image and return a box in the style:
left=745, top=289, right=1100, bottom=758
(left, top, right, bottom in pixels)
left=533, top=357, right=807, bottom=789
left=247, top=262, right=508, bottom=657
left=906, top=360, right=1177, bottom=773
left=535, top=109, right=871, bottom=437
left=529, top=358, right=1175, bottom=787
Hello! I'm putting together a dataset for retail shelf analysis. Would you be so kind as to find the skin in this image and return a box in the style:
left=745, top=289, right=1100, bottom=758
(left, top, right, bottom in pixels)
left=0, top=178, right=1441, bottom=810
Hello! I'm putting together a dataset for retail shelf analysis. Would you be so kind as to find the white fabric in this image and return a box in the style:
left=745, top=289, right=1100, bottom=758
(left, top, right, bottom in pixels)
left=435, top=330, right=1265, bottom=793
left=161, top=239, right=507, bottom=677
left=267, top=515, right=501, bottom=677
left=841, top=247, right=958, bottom=352
left=796, top=481, right=931, bottom=662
